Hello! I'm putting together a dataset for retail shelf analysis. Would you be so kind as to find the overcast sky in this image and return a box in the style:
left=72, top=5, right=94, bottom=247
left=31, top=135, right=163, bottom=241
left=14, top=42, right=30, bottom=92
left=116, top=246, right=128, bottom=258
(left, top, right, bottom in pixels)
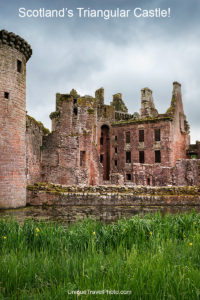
left=1, top=0, right=200, bottom=142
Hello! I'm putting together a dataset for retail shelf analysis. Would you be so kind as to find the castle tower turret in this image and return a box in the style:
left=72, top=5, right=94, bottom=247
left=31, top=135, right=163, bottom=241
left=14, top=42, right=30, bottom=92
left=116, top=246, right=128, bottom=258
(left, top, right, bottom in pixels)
left=0, top=30, right=32, bottom=208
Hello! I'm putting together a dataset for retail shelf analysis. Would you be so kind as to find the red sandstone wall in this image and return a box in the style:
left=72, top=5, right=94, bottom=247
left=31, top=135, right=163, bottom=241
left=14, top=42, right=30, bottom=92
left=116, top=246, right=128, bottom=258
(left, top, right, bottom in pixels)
left=0, top=45, right=27, bottom=208
left=111, top=120, right=171, bottom=174
left=26, top=117, right=44, bottom=185
left=170, top=83, right=190, bottom=165
left=42, top=95, right=103, bottom=185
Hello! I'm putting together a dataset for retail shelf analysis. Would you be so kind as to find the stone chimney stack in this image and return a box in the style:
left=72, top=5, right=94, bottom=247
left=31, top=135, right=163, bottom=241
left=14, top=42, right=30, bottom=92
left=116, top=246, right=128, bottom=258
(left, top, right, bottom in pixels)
left=140, top=88, right=158, bottom=117
left=172, top=81, right=182, bottom=96
left=95, top=87, right=104, bottom=106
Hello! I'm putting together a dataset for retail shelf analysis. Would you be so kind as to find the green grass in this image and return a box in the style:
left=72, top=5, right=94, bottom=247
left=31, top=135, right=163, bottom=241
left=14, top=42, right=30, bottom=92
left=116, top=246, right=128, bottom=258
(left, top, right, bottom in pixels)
left=1, top=212, right=200, bottom=299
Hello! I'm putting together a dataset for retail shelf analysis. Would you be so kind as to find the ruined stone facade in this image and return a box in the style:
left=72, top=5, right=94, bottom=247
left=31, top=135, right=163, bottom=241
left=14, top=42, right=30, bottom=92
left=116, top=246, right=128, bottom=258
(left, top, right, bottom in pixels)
left=0, top=29, right=200, bottom=208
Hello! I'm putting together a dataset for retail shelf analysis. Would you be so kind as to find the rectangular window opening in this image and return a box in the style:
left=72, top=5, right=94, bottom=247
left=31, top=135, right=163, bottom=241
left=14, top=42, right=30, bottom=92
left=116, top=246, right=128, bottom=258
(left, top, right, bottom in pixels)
left=155, top=150, right=161, bottom=163
left=4, top=92, right=9, bottom=99
left=139, top=130, right=144, bottom=142
left=115, top=135, right=118, bottom=141
left=155, top=129, right=161, bottom=141
left=115, top=147, right=118, bottom=154
left=17, top=60, right=22, bottom=73
left=126, top=131, right=130, bottom=143
left=73, top=107, right=78, bottom=116
left=126, top=173, right=131, bottom=181
left=100, top=137, right=103, bottom=145
left=80, top=151, right=86, bottom=167
left=100, top=154, right=103, bottom=163
left=139, top=151, right=145, bottom=163
left=126, top=151, right=131, bottom=163
left=114, top=159, right=117, bottom=167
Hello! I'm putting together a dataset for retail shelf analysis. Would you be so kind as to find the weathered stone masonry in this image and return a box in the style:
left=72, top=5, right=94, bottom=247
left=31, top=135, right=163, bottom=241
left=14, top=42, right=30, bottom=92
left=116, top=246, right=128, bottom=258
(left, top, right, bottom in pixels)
left=0, top=29, right=200, bottom=209
left=0, top=30, right=31, bottom=208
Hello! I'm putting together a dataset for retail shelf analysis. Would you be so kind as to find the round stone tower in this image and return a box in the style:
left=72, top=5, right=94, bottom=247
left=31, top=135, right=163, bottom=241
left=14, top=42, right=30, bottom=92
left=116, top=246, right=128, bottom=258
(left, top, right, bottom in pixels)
left=0, top=30, right=32, bottom=208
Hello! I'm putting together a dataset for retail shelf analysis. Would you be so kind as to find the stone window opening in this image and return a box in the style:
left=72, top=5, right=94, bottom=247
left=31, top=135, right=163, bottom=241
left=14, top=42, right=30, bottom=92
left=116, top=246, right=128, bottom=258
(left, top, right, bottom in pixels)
left=100, top=154, right=103, bottom=163
left=115, top=135, right=118, bottom=141
left=80, top=151, right=86, bottom=167
left=126, top=131, right=130, bottom=143
left=139, top=130, right=144, bottom=142
left=139, top=151, right=145, bottom=163
left=115, top=147, right=118, bottom=154
left=147, top=178, right=150, bottom=185
left=100, top=137, right=103, bottom=145
left=73, top=107, right=78, bottom=116
left=17, top=59, right=22, bottom=73
left=126, top=173, right=131, bottom=181
left=101, top=125, right=110, bottom=180
left=155, top=129, right=161, bottom=141
left=114, top=159, right=118, bottom=167
left=126, top=151, right=131, bottom=163
left=155, top=150, right=161, bottom=163
left=4, top=92, right=9, bottom=99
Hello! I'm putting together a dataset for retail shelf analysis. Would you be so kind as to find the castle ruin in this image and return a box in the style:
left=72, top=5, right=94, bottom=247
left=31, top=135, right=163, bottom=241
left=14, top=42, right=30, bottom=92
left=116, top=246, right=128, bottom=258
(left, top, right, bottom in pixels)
left=0, top=30, right=200, bottom=208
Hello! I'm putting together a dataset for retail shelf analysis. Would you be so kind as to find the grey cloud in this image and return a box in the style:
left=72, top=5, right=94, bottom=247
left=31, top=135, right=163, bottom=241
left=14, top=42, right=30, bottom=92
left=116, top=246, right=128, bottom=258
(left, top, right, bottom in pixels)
left=1, top=0, right=200, bottom=143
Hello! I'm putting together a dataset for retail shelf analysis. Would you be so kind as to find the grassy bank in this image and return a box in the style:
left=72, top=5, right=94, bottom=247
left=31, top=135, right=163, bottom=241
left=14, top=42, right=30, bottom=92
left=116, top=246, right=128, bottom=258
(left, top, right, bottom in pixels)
left=0, top=212, right=200, bottom=299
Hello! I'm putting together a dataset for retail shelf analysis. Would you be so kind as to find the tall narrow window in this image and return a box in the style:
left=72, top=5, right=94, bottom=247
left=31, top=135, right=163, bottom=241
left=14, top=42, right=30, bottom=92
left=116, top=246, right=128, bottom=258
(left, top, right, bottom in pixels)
left=115, top=147, right=118, bottom=154
left=155, top=150, right=161, bottom=163
left=139, top=151, right=145, bottom=163
left=126, top=173, right=131, bottom=181
left=100, top=137, right=103, bottom=145
left=73, top=107, right=78, bottom=116
left=126, top=131, right=130, bottom=143
left=155, top=129, right=161, bottom=141
left=4, top=92, right=9, bottom=99
left=139, top=130, right=144, bottom=142
left=17, top=60, right=22, bottom=73
left=100, top=154, right=103, bottom=163
left=80, top=151, right=86, bottom=166
left=126, top=151, right=131, bottom=163
left=114, top=160, right=118, bottom=167
left=115, top=135, right=118, bottom=141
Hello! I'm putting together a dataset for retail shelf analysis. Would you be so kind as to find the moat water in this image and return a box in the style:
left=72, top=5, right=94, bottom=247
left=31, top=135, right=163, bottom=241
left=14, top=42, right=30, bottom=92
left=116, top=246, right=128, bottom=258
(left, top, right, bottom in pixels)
left=1, top=205, right=200, bottom=224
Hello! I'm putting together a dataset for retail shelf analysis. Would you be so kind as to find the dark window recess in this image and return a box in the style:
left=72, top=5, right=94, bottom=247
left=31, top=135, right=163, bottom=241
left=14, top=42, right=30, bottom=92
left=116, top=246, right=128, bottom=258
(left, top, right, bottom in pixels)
left=155, top=150, right=161, bottom=163
left=126, top=173, right=131, bottom=181
left=126, top=151, right=131, bottom=163
left=114, top=160, right=118, bottom=167
left=115, top=147, right=118, bottom=154
left=155, top=129, right=161, bottom=141
left=80, top=151, right=86, bottom=167
left=139, top=130, right=144, bottom=142
left=100, top=154, right=103, bottom=163
left=126, top=131, right=130, bottom=143
left=115, top=135, right=118, bottom=141
left=73, top=99, right=77, bottom=104
left=4, top=92, right=9, bottom=99
left=147, top=178, right=150, bottom=185
left=100, top=137, right=103, bottom=145
left=17, top=60, right=22, bottom=73
left=139, top=151, right=145, bottom=163
left=73, top=107, right=78, bottom=116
